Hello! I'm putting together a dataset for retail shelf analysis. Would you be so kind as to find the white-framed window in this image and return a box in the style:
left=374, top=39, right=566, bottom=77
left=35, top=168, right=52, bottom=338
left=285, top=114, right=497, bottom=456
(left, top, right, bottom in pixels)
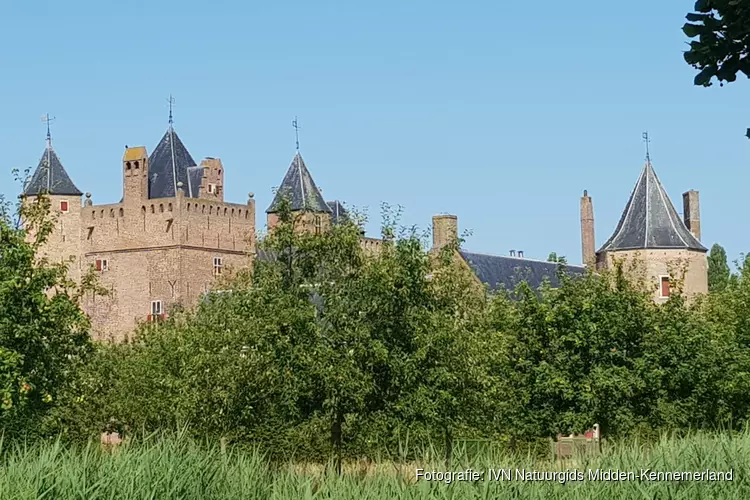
left=151, top=300, right=163, bottom=315
left=95, top=258, right=109, bottom=272
left=659, top=275, right=671, bottom=298
left=213, top=257, right=223, bottom=276
left=60, top=200, right=69, bottom=213
left=208, top=183, right=217, bottom=194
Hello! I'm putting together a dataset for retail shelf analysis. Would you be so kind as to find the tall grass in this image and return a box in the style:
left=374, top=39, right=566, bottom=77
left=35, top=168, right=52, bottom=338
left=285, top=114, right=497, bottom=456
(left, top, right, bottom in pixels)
left=0, top=430, right=748, bottom=499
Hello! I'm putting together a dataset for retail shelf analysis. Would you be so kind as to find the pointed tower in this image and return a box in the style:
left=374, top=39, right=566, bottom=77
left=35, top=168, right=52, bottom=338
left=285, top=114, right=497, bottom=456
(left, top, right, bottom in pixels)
left=266, top=152, right=332, bottom=233
left=597, top=156, right=707, bottom=302
left=147, top=108, right=200, bottom=198
left=22, top=131, right=83, bottom=282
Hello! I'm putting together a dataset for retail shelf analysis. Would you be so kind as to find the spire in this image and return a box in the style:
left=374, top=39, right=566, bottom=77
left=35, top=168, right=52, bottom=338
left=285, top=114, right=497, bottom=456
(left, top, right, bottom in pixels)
left=147, top=97, right=199, bottom=199
left=23, top=124, right=82, bottom=197
left=292, top=116, right=301, bottom=151
left=598, top=158, right=706, bottom=253
left=266, top=152, right=331, bottom=214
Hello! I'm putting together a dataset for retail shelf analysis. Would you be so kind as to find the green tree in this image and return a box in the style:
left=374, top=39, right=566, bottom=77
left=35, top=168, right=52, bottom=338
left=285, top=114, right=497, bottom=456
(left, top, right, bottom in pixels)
left=0, top=194, right=93, bottom=435
left=708, top=243, right=731, bottom=292
left=683, top=0, right=750, bottom=86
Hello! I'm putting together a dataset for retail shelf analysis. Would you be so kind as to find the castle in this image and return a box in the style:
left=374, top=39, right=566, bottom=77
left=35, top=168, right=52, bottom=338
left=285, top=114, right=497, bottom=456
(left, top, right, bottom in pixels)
left=21, top=117, right=708, bottom=341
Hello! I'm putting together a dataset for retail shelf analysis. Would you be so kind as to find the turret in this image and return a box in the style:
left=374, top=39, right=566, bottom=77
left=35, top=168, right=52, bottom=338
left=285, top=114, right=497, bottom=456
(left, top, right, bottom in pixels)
left=123, top=146, right=149, bottom=204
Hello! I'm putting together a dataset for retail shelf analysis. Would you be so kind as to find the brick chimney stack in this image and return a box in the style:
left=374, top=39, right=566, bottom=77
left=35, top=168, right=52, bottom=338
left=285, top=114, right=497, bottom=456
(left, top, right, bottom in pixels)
left=682, top=190, right=701, bottom=241
left=580, top=190, right=596, bottom=268
left=432, top=214, right=458, bottom=250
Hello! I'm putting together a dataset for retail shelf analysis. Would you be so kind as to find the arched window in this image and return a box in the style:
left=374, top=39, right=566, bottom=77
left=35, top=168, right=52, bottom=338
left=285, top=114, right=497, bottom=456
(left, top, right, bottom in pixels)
left=141, top=206, right=146, bottom=214
left=202, top=205, right=206, bottom=213
left=159, top=204, right=164, bottom=213
left=168, top=203, right=173, bottom=212
left=119, top=208, right=124, bottom=217
left=92, top=210, right=95, bottom=219
left=224, top=207, right=227, bottom=216
left=187, top=203, right=191, bottom=212
left=134, top=161, right=139, bottom=169
left=109, top=209, right=115, bottom=218
left=231, top=208, right=235, bottom=217
left=126, top=161, right=131, bottom=170
left=150, top=205, right=155, bottom=213
left=209, top=206, right=213, bottom=215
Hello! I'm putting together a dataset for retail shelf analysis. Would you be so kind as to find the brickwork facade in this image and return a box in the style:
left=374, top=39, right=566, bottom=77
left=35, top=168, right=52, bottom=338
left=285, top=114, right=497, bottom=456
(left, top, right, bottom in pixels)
left=30, top=145, right=255, bottom=342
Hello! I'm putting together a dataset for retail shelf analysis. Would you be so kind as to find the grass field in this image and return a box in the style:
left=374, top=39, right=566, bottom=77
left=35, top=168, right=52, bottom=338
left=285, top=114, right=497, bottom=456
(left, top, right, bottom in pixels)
left=0, top=431, right=747, bottom=499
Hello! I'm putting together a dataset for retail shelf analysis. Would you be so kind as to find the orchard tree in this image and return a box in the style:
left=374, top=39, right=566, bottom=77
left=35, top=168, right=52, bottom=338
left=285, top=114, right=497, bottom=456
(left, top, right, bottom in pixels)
left=683, top=0, right=750, bottom=86
left=0, top=193, right=93, bottom=436
left=708, top=243, right=732, bottom=292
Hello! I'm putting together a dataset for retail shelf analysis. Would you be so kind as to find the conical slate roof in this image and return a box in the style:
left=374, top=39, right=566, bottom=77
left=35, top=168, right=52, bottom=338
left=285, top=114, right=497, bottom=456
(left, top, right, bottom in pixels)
left=267, top=152, right=331, bottom=213
left=327, top=200, right=350, bottom=225
left=148, top=127, right=199, bottom=198
left=23, top=146, right=82, bottom=196
left=598, top=161, right=706, bottom=253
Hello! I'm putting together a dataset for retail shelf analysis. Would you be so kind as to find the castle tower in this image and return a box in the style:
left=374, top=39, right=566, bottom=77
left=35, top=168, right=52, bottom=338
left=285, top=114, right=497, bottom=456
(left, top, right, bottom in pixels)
left=266, top=152, right=332, bottom=233
left=123, top=146, right=149, bottom=204
left=22, top=136, right=83, bottom=282
left=596, top=159, right=707, bottom=302
left=148, top=124, right=200, bottom=198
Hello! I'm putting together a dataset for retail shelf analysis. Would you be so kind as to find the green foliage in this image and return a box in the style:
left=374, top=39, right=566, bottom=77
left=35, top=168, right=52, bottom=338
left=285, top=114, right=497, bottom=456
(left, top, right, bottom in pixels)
left=683, top=0, right=750, bottom=86
left=0, top=431, right=749, bottom=498
left=0, top=194, right=93, bottom=436
left=708, top=243, right=732, bottom=292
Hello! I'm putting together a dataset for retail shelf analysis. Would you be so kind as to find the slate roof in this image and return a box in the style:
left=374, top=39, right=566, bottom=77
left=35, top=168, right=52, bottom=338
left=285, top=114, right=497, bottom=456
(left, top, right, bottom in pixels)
left=148, top=127, right=199, bottom=198
left=458, top=251, right=585, bottom=292
left=598, top=161, right=706, bottom=253
left=23, top=146, right=82, bottom=196
left=327, top=200, right=350, bottom=225
left=267, top=152, right=331, bottom=213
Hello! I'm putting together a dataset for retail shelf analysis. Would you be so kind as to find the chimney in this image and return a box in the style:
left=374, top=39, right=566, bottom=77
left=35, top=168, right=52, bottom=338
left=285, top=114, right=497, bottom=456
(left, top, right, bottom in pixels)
left=432, top=214, right=458, bottom=250
left=518, top=250, right=524, bottom=258
left=510, top=250, right=516, bottom=257
left=682, top=190, right=701, bottom=241
left=580, top=189, right=596, bottom=268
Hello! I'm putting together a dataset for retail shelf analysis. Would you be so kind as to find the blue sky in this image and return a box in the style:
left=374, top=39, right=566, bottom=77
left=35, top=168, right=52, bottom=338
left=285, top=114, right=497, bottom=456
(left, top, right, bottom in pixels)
left=0, top=0, right=746, bottom=265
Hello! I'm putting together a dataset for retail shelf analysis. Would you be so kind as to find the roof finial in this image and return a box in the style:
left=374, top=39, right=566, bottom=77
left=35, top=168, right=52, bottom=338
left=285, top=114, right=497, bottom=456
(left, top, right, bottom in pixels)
left=643, top=131, right=651, bottom=163
left=292, top=116, right=301, bottom=151
left=42, top=113, right=55, bottom=149
left=167, top=95, right=175, bottom=127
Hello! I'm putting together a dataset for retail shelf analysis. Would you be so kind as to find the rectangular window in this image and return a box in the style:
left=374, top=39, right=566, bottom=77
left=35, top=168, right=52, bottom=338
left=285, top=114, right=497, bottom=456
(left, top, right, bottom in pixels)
left=314, top=215, right=322, bottom=235
left=95, top=259, right=109, bottom=272
left=660, top=276, right=670, bottom=298
left=214, top=257, right=223, bottom=276
left=208, top=184, right=217, bottom=194
left=60, top=200, right=69, bottom=213
left=151, top=300, right=162, bottom=315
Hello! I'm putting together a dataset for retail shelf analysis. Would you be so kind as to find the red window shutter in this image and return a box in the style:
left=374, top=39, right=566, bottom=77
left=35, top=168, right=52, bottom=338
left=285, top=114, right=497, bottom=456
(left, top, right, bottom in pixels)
left=95, top=259, right=102, bottom=271
left=661, top=277, right=670, bottom=297
left=60, top=201, right=69, bottom=212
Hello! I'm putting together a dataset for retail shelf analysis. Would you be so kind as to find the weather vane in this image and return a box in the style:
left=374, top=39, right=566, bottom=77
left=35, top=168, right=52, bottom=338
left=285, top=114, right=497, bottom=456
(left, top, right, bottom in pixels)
left=167, top=95, right=175, bottom=126
left=642, top=131, right=651, bottom=162
left=42, top=113, right=56, bottom=146
left=292, top=116, right=301, bottom=151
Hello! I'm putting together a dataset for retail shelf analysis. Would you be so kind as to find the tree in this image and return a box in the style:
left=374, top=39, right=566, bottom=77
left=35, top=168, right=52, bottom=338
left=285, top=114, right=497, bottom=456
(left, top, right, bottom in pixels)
left=0, top=194, right=93, bottom=435
left=547, top=252, right=567, bottom=264
left=683, top=0, right=750, bottom=86
left=708, top=243, right=732, bottom=292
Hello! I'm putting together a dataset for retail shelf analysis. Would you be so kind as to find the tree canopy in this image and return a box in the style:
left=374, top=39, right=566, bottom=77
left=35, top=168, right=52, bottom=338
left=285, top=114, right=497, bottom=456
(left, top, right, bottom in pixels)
left=683, top=0, right=750, bottom=86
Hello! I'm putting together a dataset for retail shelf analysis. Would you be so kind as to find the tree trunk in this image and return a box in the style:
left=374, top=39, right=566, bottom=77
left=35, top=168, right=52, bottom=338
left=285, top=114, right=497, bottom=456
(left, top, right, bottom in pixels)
left=332, top=410, right=343, bottom=475
left=444, top=425, right=453, bottom=468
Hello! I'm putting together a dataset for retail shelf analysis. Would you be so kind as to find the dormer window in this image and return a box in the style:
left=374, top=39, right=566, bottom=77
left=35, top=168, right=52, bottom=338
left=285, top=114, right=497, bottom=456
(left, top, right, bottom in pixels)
left=60, top=200, right=69, bottom=213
